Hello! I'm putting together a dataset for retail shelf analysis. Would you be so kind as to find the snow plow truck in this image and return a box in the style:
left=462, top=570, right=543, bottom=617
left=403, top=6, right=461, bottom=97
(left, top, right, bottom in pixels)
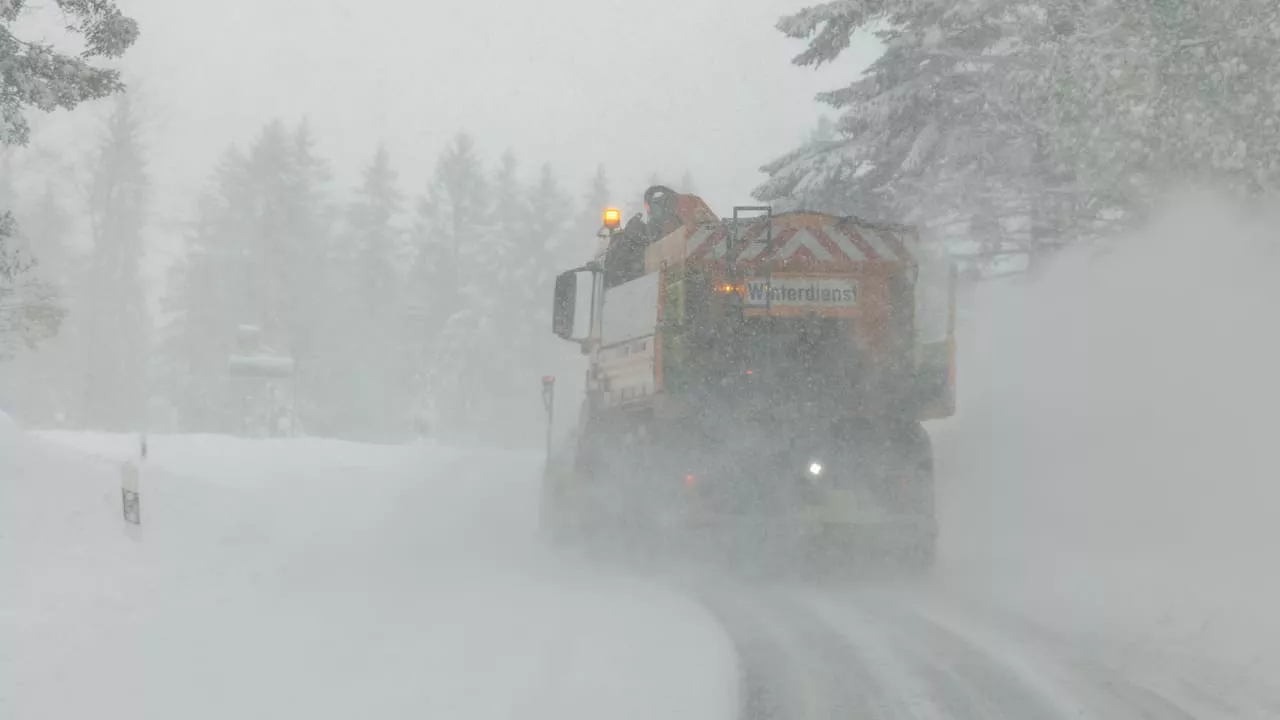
left=541, top=186, right=956, bottom=572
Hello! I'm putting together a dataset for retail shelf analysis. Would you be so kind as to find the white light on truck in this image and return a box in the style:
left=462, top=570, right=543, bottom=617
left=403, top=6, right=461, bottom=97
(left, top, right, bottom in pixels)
left=808, top=461, right=824, bottom=477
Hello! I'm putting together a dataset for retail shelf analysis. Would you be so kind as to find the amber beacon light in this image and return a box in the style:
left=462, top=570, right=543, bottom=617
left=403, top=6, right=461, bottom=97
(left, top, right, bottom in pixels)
left=603, top=207, right=622, bottom=229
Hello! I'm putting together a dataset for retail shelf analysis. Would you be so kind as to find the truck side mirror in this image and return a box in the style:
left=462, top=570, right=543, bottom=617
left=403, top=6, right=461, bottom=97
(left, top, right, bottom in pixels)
left=552, top=269, right=597, bottom=342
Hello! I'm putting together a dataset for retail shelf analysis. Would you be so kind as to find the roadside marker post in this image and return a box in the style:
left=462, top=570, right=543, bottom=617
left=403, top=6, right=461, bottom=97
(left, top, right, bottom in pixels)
left=121, top=461, right=141, bottom=525
left=121, top=434, right=146, bottom=533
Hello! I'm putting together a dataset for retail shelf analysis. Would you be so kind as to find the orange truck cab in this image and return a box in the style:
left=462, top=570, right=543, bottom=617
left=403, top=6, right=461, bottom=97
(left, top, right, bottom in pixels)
left=545, top=188, right=956, bottom=571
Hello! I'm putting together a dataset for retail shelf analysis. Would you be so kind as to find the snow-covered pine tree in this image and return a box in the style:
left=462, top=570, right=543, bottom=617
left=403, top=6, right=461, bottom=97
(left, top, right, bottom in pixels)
left=575, top=164, right=611, bottom=259
left=810, top=115, right=836, bottom=144
left=334, top=144, right=408, bottom=440
left=756, top=1, right=1049, bottom=251
left=0, top=151, right=17, bottom=224
left=281, top=120, right=337, bottom=435
left=448, top=149, right=533, bottom=443
left=163, top=120, right=335, bottom=437
left=23, top=183, right=73, bottom=288
left=489, top=149, right=529, bottom=279
left=1189, top=0, right=1280, bottom=195
left=406, top=204, right=452, bottom=438
left=192, top=119, right=333, bottom=435
left=0, top=0, right=139, bottom=147
left=487, top=150, right=531, bottom=319
left=1040, top=0, right=1280, bottom=212
left=529, top=163, right=575, bottom=273
left=408, top=133, right=490, bottom=440
left=239, top=120, right=293, bottom=344
left=525, top=162, right=577, bottom=406
left=74, top=92, right=151, bottom=430
left=0, top=1, right=137, bottom=365
left=0, top=154, right=23, bottom=339
left=160, top=146, right=251, bottom=433
left=2, top=179, right=75, bottom=421
left=349, top=145, right=403, bottom=323
left=0, top=212, right=62, bottom=362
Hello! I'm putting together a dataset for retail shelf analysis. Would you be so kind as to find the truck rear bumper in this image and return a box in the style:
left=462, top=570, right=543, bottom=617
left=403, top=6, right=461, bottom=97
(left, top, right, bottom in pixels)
left=681, top=511, right=934, bottom=538
left=672, top=511, right=936, bottom=568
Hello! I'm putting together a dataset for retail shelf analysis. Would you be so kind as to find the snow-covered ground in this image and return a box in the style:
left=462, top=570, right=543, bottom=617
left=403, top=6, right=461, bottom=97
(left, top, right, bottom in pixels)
left=928, top=194, right=1280, bottom=697
left=3, top=429, right=737, bottom=720
left=9, top=194, right=1280, bottom=718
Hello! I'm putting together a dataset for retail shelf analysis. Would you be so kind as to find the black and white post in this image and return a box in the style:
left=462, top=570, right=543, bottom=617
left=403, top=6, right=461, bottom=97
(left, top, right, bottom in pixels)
left=121, top=433, right=146, bottom=529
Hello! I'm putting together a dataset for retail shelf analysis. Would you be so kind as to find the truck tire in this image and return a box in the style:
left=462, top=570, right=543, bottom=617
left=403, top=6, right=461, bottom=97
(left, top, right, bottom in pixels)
left=893, top=420, right=937, bottom=573
left=899, top=525, right=937, bottom=572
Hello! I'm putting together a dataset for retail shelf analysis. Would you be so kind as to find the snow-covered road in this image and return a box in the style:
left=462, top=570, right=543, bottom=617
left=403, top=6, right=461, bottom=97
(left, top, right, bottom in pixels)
left=13, top=425, right=1280, bottom=720
left=3, top=430, right=736, bottom=720
left=8, top=199, right=1280, bottom=720
left=691, top=576, right=1280, bottom=719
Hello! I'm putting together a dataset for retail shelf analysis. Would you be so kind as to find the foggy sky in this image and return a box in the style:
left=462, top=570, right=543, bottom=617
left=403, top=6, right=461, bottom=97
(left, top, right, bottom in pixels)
left=115, top=0, right=878, bottom=218
left=12, top=1, right=879, bottom=300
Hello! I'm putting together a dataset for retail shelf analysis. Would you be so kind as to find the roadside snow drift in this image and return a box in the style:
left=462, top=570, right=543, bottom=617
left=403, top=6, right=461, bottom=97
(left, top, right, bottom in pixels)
left=931, top=193, right=1280, bottom=677
left=4, top=430, right=737, bottom=720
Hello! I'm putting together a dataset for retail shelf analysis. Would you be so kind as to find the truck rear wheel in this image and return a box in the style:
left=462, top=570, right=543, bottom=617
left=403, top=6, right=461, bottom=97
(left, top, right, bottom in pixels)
left=896, top=525, right=937, bottom=572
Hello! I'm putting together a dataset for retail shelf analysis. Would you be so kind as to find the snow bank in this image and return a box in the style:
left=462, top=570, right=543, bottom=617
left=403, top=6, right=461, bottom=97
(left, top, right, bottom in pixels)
left=1, top=422, right=153, bottom=719
left=5, top=430, right=737, bottom=719
left=931, top=191, right=1280, bottom=680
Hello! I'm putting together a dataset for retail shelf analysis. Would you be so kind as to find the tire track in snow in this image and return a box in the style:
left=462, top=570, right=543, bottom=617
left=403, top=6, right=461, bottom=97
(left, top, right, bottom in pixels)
left=694, top=577, right=1229, bottom=719
left=808, top=587, right=1099, bottom=719
left=692, top=581, right=980, bottom=719
left=797, top=588, right=1067, bottom=719
left=693, top=584, right=833, bottom=720
left=845, top=584, right=1249, bottom=720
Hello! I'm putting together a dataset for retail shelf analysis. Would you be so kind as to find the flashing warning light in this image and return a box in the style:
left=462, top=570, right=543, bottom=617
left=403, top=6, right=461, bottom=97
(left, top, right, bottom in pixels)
left=603, top=208, right=622, bottom=229
left=717, top=282, right=744, bottom=295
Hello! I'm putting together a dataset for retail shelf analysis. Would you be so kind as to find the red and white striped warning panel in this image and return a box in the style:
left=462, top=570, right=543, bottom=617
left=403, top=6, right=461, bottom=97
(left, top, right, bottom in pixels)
left=646, top=213, right=921, bottom=271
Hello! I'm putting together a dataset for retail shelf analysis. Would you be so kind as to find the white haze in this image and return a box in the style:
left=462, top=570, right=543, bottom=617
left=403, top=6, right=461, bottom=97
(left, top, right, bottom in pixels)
left=933, top=192, right=1280, bottom=670
left=106, top=0, right=876, bottom=225
left=8, top=192, right=1280, bottom=714
left=6, top=0, right=1280, bottom=712
left=5, top=0, right=880, bottom=399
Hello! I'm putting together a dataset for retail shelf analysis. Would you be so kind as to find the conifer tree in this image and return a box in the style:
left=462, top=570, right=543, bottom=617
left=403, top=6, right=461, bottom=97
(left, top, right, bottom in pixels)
left=336, top=144, right=407, bottom=439
left=161, top=146, right=250, bottom=432
left=575, top=164, right=611, bottom=259
left=75, top=93, right=151, bottom=430
left=0, top=0, right=139, bottom=146
left=757, top=1, right=1033, bottom=232
left=0, top=0, right=137, bottom=362
left=408, top=133, right=490, bottom=439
